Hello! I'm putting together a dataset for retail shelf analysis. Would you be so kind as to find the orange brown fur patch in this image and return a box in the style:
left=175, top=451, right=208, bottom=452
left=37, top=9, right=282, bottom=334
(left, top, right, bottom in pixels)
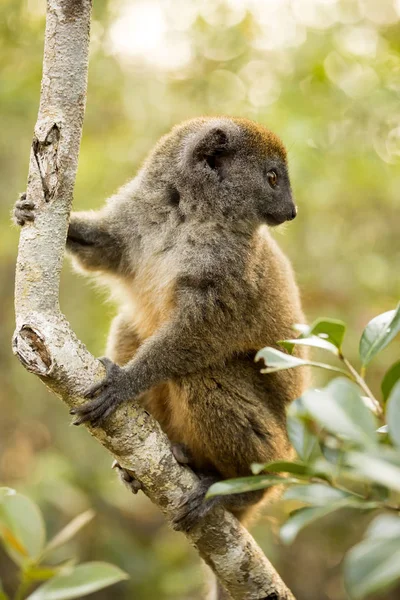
left=232, top=117, right=287, bottom=161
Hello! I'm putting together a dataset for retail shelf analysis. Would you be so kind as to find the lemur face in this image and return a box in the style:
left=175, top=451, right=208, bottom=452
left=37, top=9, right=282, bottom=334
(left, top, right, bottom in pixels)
left=141, top=117, right=297, bottom=227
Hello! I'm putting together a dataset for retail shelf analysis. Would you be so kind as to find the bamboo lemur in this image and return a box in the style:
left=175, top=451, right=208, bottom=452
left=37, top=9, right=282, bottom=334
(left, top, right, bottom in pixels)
left=14, top=117, right=308, bottom=532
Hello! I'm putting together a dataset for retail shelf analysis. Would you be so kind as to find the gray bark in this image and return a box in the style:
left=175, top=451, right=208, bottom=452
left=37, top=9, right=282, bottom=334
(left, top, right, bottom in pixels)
left=12, top=1, right=295, bottom=599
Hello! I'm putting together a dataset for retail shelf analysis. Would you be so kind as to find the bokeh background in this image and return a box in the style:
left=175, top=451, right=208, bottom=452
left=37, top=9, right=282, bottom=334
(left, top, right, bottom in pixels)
left=1, top=0, right=400, bottom=598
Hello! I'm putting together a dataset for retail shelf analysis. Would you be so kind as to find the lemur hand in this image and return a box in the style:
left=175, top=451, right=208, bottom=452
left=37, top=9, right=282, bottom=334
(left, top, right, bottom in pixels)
left=71, top=357, right=134, bottom=426
left=14, top=193, right=36, bottom=226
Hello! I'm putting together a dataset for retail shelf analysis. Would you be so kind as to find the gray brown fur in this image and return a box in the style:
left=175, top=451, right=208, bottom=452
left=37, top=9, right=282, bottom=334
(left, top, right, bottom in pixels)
left=15, top=117, right=309, bottom=530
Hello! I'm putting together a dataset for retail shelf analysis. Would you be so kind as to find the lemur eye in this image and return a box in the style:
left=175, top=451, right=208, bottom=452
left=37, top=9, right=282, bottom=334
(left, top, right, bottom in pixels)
left=267, top=170, right=278, bottom=188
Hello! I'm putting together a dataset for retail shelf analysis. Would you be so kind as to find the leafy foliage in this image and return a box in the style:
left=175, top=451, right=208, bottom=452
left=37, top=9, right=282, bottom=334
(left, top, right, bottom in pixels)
left=211, top=307, right=400, bottom=599
left=256, top=347, right=348, bottom=375
left=359, top=305, right=400, bottom=367
left=344, top=515, right=400, bottom=600
left=26, top=563, right=128, bottom=600
left=0, top=491, right=127, bottom=600
left=382, top=361, right=400, bottom=403
left=387, top=382, right=400, bottom=448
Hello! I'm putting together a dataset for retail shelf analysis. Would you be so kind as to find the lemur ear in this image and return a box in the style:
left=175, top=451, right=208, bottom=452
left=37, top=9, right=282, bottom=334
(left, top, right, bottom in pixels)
left=192, top=127, right=229, bottom=162
left=185, top=126, right=232, bottom=180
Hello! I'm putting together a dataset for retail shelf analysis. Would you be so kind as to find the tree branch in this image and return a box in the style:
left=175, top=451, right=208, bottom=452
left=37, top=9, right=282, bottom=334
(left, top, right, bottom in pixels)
left=12, top=1, right=295, bottom=598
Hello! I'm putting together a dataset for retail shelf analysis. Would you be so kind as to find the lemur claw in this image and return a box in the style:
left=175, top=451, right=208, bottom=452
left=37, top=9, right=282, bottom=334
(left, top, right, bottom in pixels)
left=112, top=460, right=143, bottom=494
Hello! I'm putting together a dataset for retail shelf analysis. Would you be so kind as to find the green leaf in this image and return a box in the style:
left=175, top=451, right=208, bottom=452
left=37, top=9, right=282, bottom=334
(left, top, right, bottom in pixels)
left=0, top=489, right=16, bottom=500
left=0, top=491, right=46, bottom=564
left=251, top=461, right=309, bottom=476
left=311, top=457, right=368, bottom=488
left=365, top=514, right=400, bottom=539
left=382, top=360, right=400, bottom=402
left=0, top=524, right=29, bottom=562
left=308, top=318, right=346, bottom=350
left=320, top=443, right=343, bottom=466
left=377, top=425, right=388, bottom=434
left=206, top=475, right=300, bottom=498
left=255, top=347, right=348, bottom=376
left=279, top=336, right=339, bottom=355
left=346, top=450, right=400, bottom=492
left=301, top=378, right=377, bottom=445
left=277, top=341, right=296, bottom=354
left=359, top=304, right=400, bottom=367
left=344, top=517, right=400, bottom=599
left=293, top=323, right=310, bottom=335
left=259, top=456, right=333, bottom=482
left=25, top=564, right=73, bottom=583
left=286, top=399, right=322, bottom=463
left=283, top=483, right=350, bottom=505
left=251, top=463, right=269, bottom=475
left=26, top=562, right=128, bottom=600
left=387, top=381, right=400, bottom=448
left=256, top=347, right=309, bottom=371
left=360, top=395, right=380, bottom=415
left=369, top=484, right=390, bottom=502
left=281, top=496, right=378, bottom=545
left=280, top=502, right=349, bottom=544
left=42, top=510, right=95, bottom=558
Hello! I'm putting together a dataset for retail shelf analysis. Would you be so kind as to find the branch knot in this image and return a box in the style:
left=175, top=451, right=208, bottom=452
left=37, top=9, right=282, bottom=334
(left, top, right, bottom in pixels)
left=12, top=325, right=53, bottom=375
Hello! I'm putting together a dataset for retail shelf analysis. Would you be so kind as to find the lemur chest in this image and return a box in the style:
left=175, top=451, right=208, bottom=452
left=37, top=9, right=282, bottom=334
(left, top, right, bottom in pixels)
left=126, top=252, right=179, bottom=340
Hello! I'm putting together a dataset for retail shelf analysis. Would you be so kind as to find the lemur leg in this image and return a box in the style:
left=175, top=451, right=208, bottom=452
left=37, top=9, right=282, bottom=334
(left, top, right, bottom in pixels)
left=171, top=370, right=289, bottom=532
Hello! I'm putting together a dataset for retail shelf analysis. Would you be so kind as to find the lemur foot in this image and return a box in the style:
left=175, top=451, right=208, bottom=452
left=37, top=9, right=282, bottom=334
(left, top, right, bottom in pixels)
left=70, top=357, right=130, bottom=426
left=171, top=445, right=219, bottom=531
left=112, top=460, right=143, bottom=494
left=172, top=476, right=219, bottom=532
left=13, top=192, right=36, bottom=226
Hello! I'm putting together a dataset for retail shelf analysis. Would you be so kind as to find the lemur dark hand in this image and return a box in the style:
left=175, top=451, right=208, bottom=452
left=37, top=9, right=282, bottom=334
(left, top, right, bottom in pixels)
left=71, top=357, right=135, bottom=426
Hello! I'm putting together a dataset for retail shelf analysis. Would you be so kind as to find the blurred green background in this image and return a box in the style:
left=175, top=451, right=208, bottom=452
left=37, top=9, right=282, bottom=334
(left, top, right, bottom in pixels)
left=1, top=0, right=400, bottom=598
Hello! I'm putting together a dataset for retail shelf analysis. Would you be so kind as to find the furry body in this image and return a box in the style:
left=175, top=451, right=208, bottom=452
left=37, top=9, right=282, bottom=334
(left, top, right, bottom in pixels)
left=15, top=117, right=308, bottom=528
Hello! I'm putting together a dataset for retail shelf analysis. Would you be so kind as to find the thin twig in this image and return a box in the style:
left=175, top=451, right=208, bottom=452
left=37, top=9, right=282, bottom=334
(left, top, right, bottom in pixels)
left=340, top=356, right=383, bottom=417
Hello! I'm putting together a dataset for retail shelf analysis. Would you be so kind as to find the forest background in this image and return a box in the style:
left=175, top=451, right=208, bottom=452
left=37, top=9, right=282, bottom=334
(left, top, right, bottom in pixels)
left=1, top=0, right=400, bottom=598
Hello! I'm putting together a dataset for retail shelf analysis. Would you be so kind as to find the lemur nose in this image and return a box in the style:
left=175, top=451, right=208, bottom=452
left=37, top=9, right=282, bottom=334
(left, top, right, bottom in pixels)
left=288, top=205, right=297, bottom=221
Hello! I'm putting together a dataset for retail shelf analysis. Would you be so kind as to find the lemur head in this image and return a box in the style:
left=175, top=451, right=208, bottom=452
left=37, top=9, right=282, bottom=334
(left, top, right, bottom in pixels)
left=140, top=117, right=296, bottom=227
